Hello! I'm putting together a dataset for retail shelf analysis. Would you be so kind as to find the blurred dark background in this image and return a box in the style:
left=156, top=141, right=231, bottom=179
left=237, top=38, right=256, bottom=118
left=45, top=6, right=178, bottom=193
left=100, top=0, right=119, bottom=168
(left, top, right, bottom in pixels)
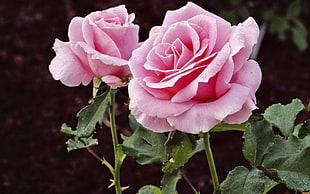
left=1, top=0, right=309, bottom=193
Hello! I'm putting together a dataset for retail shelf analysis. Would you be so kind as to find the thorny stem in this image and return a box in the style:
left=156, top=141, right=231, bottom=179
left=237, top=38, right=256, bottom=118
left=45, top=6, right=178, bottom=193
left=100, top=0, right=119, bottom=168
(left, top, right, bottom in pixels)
left=203, top=132, right=220, bottom=194
left=86, top=147, right=114, bottom=175
left=91, top=80, right=122, bottom=193
left=109, top=90, right=122, bottom=194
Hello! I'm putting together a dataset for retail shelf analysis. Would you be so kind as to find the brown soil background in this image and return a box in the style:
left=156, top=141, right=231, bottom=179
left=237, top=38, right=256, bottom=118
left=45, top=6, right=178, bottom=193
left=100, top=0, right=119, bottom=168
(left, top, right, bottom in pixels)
left=1, top=0, right=309, bottom=193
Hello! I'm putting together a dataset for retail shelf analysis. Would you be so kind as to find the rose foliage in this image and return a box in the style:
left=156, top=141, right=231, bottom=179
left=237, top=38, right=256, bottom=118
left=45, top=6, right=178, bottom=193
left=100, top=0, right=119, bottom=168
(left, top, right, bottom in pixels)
left=49, top=2, right=310, bottom=194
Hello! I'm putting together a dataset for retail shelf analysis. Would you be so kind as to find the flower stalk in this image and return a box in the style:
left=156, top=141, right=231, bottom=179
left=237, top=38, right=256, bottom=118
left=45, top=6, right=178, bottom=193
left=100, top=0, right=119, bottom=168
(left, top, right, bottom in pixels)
left=203, top=132, right=220, bottom=194
left=109, top=89, right=122, bottom=194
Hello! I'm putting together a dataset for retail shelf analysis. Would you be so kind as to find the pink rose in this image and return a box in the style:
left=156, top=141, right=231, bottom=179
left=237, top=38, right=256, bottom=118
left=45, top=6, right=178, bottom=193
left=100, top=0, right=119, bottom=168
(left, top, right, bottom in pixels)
left=128, top=2, right=262, bottom=134
left=49, top=5, right=139, bottom=89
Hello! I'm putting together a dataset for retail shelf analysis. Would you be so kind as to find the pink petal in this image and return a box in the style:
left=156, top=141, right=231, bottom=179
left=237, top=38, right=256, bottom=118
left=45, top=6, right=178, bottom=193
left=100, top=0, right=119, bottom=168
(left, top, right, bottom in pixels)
left=162, top=21, right=200, bottom=53
left=73, top=42, right=131, bottom=83
left=187, top=14, right=217, bottom=55
left=99, top=20, right=139, bottom=60
left=206, top=83, right=251, bottom=120
left=104, top=5, right=129, bottom=25
left=78, top=42, right=128, bottom=66
left=173, top=38, right=194, bottom=69
left=101, top=75, right=122, bottom=89
left=82, top=17, right=121, bottom=57
left=88, top=56, right=129, bottom=81
left=168, top=83, right=250, bottom=133
left=229, top=17, right=259, bottom=72
left=215, top=57, right=234, bottom=97
left=49, top=39, right=93, bottom=86
left=144, top=43, right=176, bottom=71
left=74, top=42, right=130, bottom=81
left=192, top=76, right=217, bottom=101
left=163, top=2, right=228, bottom=28
left=128, top=79, right=195, bottom=118
left=231, top=60, right=262, bottom=94
left=143, top=40, right=213, bottom=90
left=137, top=79, right=173, bottom=100
left=127, top=13, right=135, bottom=23
left=163, top=2, right=231, bottom=51
left=128, top=35, right=159, bottom=79
left=130, top=106, right=175, bottom=133
left=223, top=98, right=256, bottom=124
left=171, top=43, right=230, bottom=102
left=87, top=10, right=119, bottom=28
left=167, top=105, right=220, bottom=134
left=149, top=26, right=166, bottom=45
left=144, top=64, right=205, bottom=89
left=68, top=17, right=84, bottom=44
left=68, top=17, right=89, bottom=66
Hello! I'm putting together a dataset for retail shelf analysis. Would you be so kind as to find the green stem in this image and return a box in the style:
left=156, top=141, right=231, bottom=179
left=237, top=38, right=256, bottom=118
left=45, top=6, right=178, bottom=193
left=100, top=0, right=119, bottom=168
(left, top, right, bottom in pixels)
left=86, top=147, right=114, bottom=175
left=109, top=90, right=122, bottom=194
left=203, top=132, right=220, bottom=194
left=92, top=77, right=102, bottom=97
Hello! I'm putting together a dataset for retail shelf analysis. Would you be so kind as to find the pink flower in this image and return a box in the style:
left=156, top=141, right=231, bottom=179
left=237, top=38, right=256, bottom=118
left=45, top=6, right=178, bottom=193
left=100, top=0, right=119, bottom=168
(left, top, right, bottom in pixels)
left=128, top=2, right=262, bottom=134
left=49, top=5, right=139, bottom=89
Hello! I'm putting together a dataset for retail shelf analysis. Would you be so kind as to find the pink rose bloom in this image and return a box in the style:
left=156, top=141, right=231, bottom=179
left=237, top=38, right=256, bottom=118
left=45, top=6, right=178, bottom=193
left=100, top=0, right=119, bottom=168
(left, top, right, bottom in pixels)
left=49, top=5, right=139, bottom=89
left=128, top=2, right=262, bottom=134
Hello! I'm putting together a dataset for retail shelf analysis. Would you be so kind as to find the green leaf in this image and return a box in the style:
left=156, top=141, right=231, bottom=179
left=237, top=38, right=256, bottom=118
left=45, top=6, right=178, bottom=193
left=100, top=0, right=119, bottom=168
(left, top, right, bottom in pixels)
left=262, top=136, right=310, bottom=191
left=274, top=147, right=310, bottom=191
left=60, top=90, right=110, bottom=151
left=65, top=136, right=98, bottom=152
left=210, top=122, right=246, bottom=132
left=286, top=0, right=301, bottom=19
left=116, top=145, right=126, bottom=164
left=293, top=120, right=310, bottom=139
left=291, top=19, right=308, bottom=52
left=120, top=133, right=129, bottom=141
left=303, top=136, right=310, bottom=147
left=221, top=166, right=265, bottom=194
left=161, top=170, right=182, bottom=194
left=137, top=185, right=162, bottom=194
left=263, top=136, right=303, bottom=167
left=61, top=90, right=110, bottom=138
left=75, top=90, right=110, bottom=137
left=263, top=176, right=279, bottom=194
left=293, top=19, right=307, bottom=38
left=263, top=99, right=305, bottom=136
left=191, top=138, right=204, bottom=156
left=242, top=120, right=275, bottom=166
left=293, top=123, right=303, bottom=137
left=269, top=16, right=290, bottom=40
left=163, top=131, right=196, bottom=173
left=128, top=114, right=142, bottom=132
left=60, top=123, right=74, bottom=134
left=122, top=126, right=167, bottom=165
